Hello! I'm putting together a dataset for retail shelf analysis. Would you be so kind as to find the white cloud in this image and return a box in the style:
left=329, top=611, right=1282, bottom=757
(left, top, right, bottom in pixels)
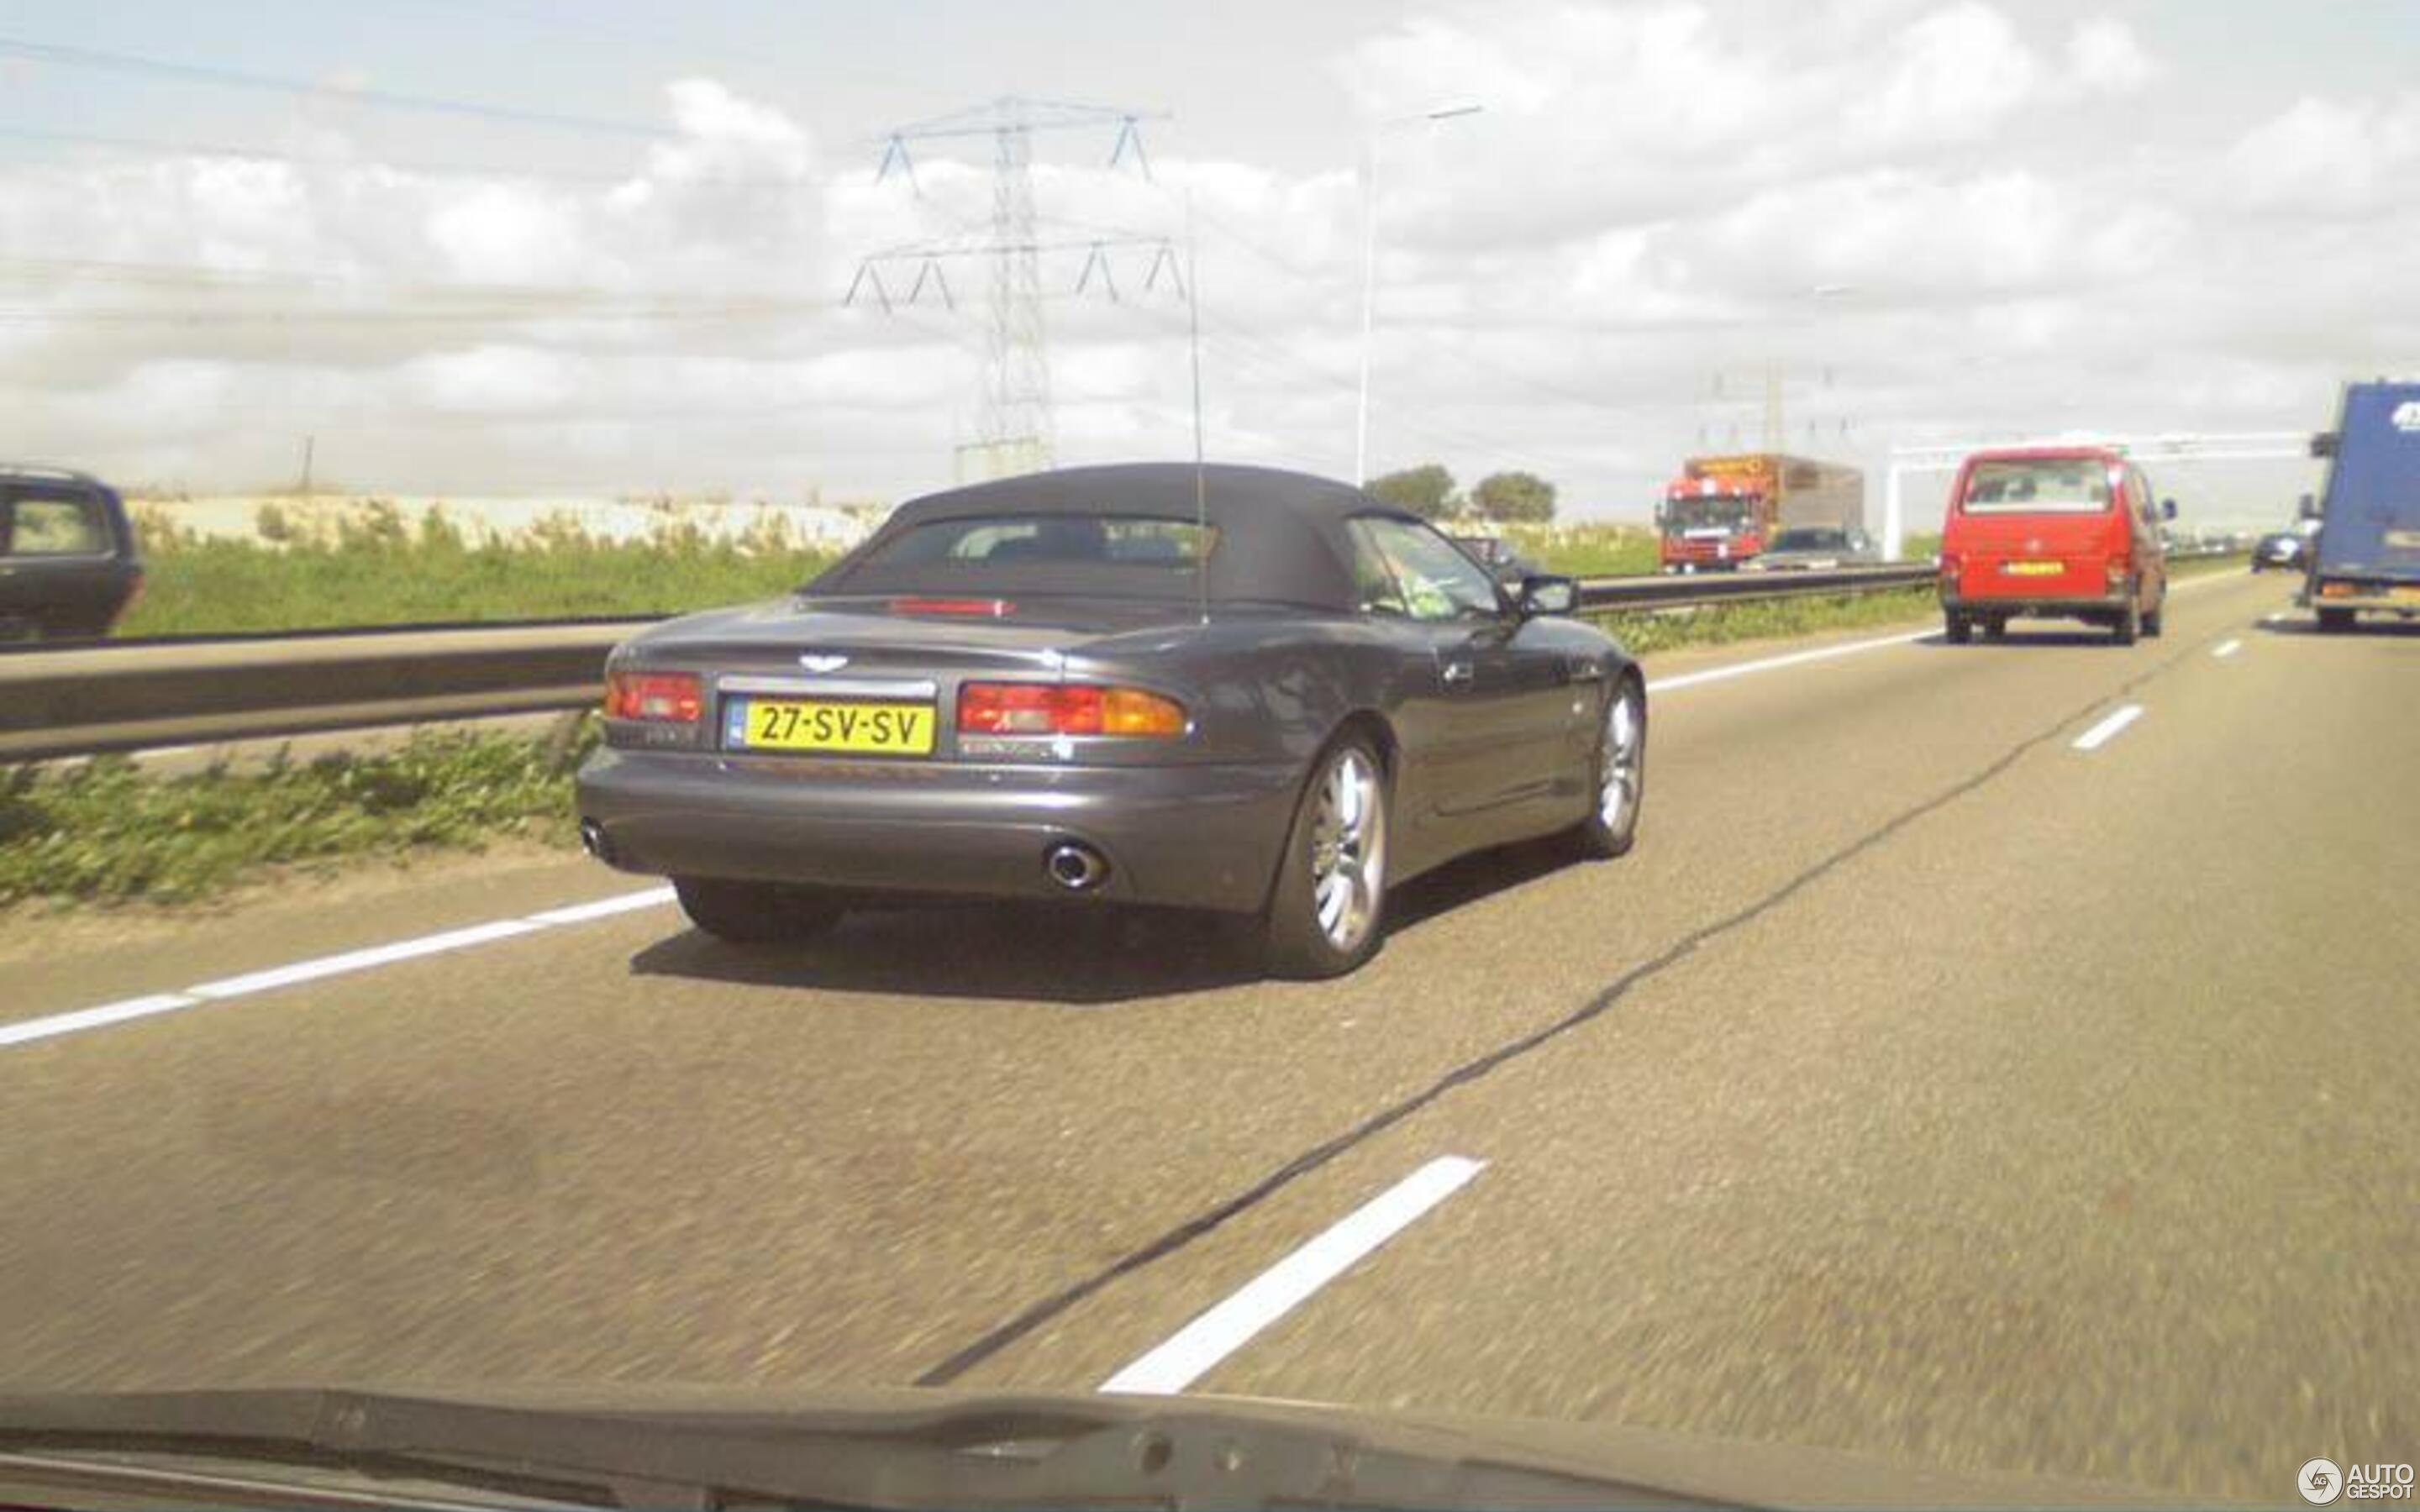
left=1844, top=3, right=2041, bottom=148
left=2067, top=17, right=2160, bottom=92
left=0, top=8, right=2396, bottom=522
left=426, top=185, right=588, bottom=285
left=2223, top=93, right=2420, bottom=216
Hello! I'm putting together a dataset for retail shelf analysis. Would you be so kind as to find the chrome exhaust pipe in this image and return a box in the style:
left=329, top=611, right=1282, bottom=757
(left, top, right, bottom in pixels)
left=1043, top=841, right=1108, bottom=892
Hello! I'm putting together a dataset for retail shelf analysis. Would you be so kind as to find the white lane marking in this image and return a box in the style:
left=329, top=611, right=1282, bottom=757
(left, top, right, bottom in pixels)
left=2072, top=704, right=2145, bottom=752
left=1646, top=564, right=2247, bottom=696
left=186, top=919, right=546, bottom=1000
left=0, top=994, right=200, bottom=1050
left=2263, top=612, right=2286, bottom=623
left=2213, top=639, right=2243, bottom=659
left=6, top=573, right=2256, bottom=1050
left=1098, top=1156, right=1486, bottom=1397
left=526, top=885, right=678, bottom=927
left=1, top=886, right=676, bottom=1053
left=1649, top=628, right=1934, bottom=695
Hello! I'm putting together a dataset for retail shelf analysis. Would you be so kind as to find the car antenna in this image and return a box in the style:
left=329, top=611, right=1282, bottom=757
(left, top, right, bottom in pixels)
left=1186, top=187, right=1209, bottom=627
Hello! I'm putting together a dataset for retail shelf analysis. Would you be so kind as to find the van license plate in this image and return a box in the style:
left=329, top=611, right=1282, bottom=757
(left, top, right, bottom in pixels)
left=2002, top=560, right=2063, bottom=576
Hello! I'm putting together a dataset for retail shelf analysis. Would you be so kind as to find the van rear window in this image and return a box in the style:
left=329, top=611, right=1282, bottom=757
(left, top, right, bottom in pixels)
left=1960, top=459, right=2114, bottom=514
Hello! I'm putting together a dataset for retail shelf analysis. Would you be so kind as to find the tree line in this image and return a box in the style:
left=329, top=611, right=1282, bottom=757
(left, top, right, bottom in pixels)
left=1365, top=465, right=1556, bottom=523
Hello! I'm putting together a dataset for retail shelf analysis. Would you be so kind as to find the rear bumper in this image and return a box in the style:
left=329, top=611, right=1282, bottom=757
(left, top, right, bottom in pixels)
left=2300, top=573, right=2420, bottom=612
left=1941, top=589, right=2128, bottom=619
left=575, top=748, right=1303, bottom=914
left=1660, top=542, right=1741, bottom=569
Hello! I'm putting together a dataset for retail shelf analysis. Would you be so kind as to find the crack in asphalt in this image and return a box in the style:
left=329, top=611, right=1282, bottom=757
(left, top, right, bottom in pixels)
left=913, top=612, right=2240, bottom=1389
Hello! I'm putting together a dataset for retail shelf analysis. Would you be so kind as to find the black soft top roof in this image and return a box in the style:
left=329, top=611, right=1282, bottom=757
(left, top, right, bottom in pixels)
left=813, top=463, right=1414, bottom=612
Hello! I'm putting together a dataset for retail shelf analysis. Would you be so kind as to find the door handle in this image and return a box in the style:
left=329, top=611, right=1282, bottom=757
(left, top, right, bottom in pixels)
left=1440, top=659, right=1475, bottom=687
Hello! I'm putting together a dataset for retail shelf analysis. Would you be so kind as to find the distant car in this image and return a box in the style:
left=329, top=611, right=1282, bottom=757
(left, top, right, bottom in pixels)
left=2250, top=529, right=2309, bottom=572
left=1449, top=533, right=1539, bottom=588
left=1740, top=525, right=1876, bottom=571
left=578, top=464, right=1647, bottom=979
left=1937, top=446, right=2171, bottom=645
left=0, top=467, right=144, bottom=642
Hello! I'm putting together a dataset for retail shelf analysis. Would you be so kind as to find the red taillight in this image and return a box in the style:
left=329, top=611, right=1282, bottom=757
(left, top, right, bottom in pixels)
left=1939, top=551, right=1960, bottom=577
left=892, top=596, right=1014, bottom=617
left=605, top=670, right=702, bottom=723
left=2104, top=556, right=2129, bottom=586
left=957, top=682, right=1186, bottom=738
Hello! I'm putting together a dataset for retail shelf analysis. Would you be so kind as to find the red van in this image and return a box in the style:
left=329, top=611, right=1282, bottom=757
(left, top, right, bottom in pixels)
left=1938, top=446, right=2173, bottom=645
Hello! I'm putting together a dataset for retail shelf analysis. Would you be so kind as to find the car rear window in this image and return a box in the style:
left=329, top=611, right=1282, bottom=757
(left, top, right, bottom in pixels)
left=5, top=492, right=109, bottom=555
left=821, top=512, right=1225, bottom=600
left=1960, top=459, right=2115, bottom=514
left=866, top=515, right=1216, bottom=568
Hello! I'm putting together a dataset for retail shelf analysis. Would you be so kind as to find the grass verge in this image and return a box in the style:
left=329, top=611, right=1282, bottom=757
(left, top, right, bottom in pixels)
left=0, top=718, right=598, bottom=909
left=120, top=503, right=837, bottom=637
left=1586, top=585, right=1939, bottom=656
left=17, top=564, right=2244, bottom=913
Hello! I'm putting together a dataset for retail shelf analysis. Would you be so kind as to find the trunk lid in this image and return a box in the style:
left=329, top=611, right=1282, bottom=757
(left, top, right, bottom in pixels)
left=631, top=594, right=1202, bottom=677
left=1947, top=508, right=2125, bottom=600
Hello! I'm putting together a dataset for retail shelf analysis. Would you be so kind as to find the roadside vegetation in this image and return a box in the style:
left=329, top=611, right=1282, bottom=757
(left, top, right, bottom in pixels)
left=1504, top=522, right=1660, bottom=576
left=0, top=719, right=598, bottom=908
left=1587, top=585, right=1939, bottom=655
left=16, top=499, right=2243, bottom=912
left=119, top=502, right=839, bottom=637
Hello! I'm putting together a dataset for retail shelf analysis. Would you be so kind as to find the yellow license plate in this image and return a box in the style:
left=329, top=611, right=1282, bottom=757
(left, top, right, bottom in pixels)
left=2396, top=585, right=2420, bottom=603
left=730, top=699, right=935, bottom=755
left=2002, top=559, right=2063, bottom=576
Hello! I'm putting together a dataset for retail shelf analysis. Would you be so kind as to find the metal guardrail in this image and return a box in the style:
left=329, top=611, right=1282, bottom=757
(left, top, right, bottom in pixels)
left=0, top=623, right=628, bottom=763
left=0, top=550, right=2243, bottom=763
left=1576, top=564, right=1937, bottom=610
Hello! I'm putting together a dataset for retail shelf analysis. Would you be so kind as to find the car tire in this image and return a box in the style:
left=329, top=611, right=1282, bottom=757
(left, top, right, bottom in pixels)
left=2112, top=591, right=2140, bottom=646
left=1945, top=613, right=1972, bottom=645
left=1569, top=675, right=1645, bottom=861
left=2317, top=606, right=2354, bottom=633
left=674, top=876, right=845, bottom=944
left=1983, top=618, right=2007, bottom=641
left=1263, top=733, right=1392, bottom=980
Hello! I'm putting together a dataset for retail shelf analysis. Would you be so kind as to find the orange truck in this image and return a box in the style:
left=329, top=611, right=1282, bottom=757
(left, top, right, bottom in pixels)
left=1655, top=454, right=1865, bottom=572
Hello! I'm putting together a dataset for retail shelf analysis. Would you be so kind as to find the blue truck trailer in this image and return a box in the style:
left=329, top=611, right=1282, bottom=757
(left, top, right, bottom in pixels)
left=2302, top=380, right=2420, bottom=631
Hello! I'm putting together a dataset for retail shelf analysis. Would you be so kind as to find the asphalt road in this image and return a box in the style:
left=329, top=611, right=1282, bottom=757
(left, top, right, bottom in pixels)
left=3, top=569, right=2413, bottom=1504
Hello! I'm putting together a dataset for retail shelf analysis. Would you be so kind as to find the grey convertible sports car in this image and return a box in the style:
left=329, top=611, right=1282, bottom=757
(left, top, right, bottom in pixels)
left=576, top=463, right=1645, bottom=978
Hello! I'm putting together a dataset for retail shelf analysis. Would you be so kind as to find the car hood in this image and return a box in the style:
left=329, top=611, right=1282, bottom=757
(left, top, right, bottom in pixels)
left=0, top=1383, right=2211, bottom=1511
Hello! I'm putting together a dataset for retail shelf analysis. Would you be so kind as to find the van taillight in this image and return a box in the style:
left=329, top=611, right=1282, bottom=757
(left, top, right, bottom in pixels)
left=2104, top=557, right=2128, bottom=587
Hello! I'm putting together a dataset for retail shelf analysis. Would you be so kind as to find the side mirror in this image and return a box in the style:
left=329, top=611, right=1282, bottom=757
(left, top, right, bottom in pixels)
left=1518, top=574, right=1578, bottom=617
left=2161, top=498, right=2178, bottom=521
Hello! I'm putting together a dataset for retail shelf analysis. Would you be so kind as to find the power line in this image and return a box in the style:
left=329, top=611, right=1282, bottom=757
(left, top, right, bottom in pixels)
left=366, top=0, right=946, bottom=97
left=0, top=123, right=801, bottom=187
left=1188, top=206, right=1632, bottom=419
left=854, top=96, right=1169, bottom=482
left=0, top=34, right=674, bottom=138
left=1161, top=301, right=1616, bottom=480
left=1160, top=310, right=1611, bottom=486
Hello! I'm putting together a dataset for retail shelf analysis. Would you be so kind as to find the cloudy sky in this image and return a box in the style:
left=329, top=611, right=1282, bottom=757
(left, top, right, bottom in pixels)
left=3, top=0, right=2413, bottom=523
